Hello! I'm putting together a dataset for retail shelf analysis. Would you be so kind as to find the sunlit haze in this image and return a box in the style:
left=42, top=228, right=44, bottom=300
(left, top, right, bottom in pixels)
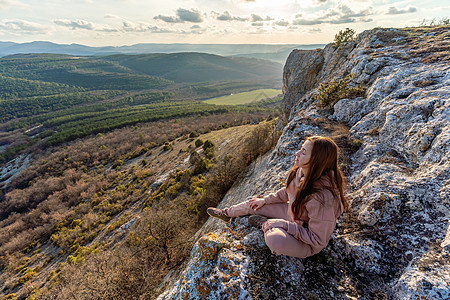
left=0, top=0, right=449, bottom=46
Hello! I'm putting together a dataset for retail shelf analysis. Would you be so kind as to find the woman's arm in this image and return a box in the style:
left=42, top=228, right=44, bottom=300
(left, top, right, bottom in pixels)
left=263, top=187, right=289, bottom=205
left=286, top=194, right=337, bottom=249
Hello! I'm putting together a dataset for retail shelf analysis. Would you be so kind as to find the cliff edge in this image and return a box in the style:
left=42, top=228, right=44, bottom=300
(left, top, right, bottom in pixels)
left=157, top=26, right=450, bottom=299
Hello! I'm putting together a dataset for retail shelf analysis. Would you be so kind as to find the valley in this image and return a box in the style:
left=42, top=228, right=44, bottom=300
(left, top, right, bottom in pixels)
left=0, top=50, right=282, bottom=299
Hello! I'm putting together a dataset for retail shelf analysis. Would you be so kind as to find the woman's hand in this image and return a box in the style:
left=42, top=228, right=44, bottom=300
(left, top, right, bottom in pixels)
left=248, top=197, right=265, bottom=210
left=263, top=219, right=288, bottom=233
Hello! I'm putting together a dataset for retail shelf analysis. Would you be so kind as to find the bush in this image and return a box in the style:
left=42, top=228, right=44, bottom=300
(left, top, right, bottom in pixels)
left=202, top=140, right=215, bottom=159
left=202, top=140, right=214, bottom=150
left=163, top=142, right=173, bottom=151
left=241, top=121, right=276, bottom=165
left=314, top=73, right=366, bottom=107
left=333, top=28, right=355, bottom=48
left=189, top=131, right=199, bottom=138
left=113, top=159, right=123, bottom=169
left=189, top=151, right=207, bottom=175
left=195, top=139, right=204, bottom=147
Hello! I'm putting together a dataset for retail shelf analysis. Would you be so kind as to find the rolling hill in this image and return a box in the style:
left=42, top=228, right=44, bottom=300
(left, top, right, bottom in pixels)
left=0, top=52, right=282, bottom=92
left=104, top=52, right=282, bottom=83
left=0, top=41, right=326, bottom=62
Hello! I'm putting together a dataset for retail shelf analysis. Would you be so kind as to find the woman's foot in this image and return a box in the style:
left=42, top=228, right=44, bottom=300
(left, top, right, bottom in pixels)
left=207, top=207, right=231, bottom=222
left=248, top=215, right=267, bottom=229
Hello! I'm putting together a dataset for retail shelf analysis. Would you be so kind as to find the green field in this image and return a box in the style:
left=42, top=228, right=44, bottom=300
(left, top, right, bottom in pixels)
left=204, top=89, right=281, bottom=105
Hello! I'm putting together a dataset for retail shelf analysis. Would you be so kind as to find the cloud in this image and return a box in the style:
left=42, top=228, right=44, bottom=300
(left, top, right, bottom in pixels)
left=54, top=19, right=95, bottom=30
left=214, top=11, right=248, bottom=21
left=54, top=19, right=118, bottom=32
left=154, top=8, right=204, bottom=23
left=187, top=25, right=207, bottom=34
left=292, top=19, right=322, bottom=25
left=293, top=4, right=374, bottom=25
left=121, top=20, right=207, bottom=35
left=0, top=19, right=46, bottom=33
left=177, top=8, right=203, bottom=23
left=386, top=7, right=417, bottom=15
left=251, top=14, right=274, bottom=22
left=251, top=22, right=264, bottom=26
left=104, top=14, right=120, bottom=19
left=154, top=15, right=180, bottom=23
left=274, top=20, right=289, bottom=26
left=309, top=28, right=322, bottom=33
left=122, top=21, right=173, bottom=33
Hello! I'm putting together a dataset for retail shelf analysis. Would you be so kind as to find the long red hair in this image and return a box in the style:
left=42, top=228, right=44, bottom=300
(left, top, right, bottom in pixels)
left=286, top=136, right=348, bottom=217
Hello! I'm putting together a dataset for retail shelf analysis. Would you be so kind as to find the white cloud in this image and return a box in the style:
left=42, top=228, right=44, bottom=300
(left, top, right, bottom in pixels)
left=154, top=8, right=204, bottom=23
left=186, top=25, right=208, bottom=34
left=386, top=7, right=417, bottom=15
left=154, top=15, right=180, bottom=23
left=104, top=14, right=120, bottom=19
left=53, top=19, right=118, bottom=32
left=214, top=11, right=248, bottom=21
left=293, top=4, right=374, bottom=25
left=0, top=19, right=46, bottom=33
left=309, top=28, right=322, bottom=33
left=54, top=19, right=95, bottom=30
left=177, top=8, right=204, bottom=22
left=274, top=20, right=290, bottom=26
left=122, top=21, right=173, bottom=33
left=251, top=14, right=274, bottom=22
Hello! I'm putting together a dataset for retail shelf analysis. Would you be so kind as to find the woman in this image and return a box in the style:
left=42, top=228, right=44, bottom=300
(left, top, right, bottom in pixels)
left=207, top=136, right=348, bottom=258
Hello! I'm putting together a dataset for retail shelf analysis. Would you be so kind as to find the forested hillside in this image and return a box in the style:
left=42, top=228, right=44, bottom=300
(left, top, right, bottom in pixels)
left=0, top=50, right=282, bottom=299
left=0, top=52, right=282, bottom=164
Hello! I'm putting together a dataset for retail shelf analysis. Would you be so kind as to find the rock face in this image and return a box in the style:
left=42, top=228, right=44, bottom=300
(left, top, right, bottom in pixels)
left=158, top=27, right=450, bottom=299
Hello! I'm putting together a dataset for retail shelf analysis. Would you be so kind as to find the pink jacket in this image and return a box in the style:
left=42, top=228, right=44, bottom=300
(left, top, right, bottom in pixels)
left=263, top=168, right=344, bottom=255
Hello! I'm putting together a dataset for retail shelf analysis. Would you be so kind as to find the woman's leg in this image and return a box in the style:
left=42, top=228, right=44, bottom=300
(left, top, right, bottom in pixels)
left=227, top=201, right=311, bottom=257
left=264, top=227, right=312, bottom=258
left=227, top=201, right=290, bottom=220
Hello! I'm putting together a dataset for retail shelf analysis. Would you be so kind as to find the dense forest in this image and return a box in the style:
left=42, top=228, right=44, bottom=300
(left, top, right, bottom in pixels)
left=0, top=51, right=282, bottom=299
left=0, top=52, right=282, bottom=163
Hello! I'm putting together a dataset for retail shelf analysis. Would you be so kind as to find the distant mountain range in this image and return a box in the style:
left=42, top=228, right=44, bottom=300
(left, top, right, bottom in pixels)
left=0, top=41, right=326, bottom=63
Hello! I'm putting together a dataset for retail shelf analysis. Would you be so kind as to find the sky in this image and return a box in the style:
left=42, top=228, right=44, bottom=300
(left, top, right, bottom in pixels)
left=0, top=0, right=448, bottom=46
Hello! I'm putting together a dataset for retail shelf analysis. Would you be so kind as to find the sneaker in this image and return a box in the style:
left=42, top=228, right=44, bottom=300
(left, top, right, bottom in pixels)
left=248, top=215, right=267, bottom=229
left=207, top=207, right=231, bottom=223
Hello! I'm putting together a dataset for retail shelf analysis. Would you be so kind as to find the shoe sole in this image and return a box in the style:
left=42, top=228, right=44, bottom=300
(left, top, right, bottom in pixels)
left=207, top=209, right=231, bottom=223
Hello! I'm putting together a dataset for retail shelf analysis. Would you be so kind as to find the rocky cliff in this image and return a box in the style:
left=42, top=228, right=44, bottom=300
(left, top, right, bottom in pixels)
left=157, top=26, right=450, bottom=299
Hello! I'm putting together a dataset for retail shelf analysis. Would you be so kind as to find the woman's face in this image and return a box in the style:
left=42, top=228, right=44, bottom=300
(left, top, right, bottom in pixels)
left=295, top=140, right=312, bottom=169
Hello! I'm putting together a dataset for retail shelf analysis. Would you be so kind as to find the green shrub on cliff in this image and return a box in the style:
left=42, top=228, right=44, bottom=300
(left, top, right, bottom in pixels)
left=333, top=28, right=355, bottom=48
left=314, top=73, right=366, bottom=107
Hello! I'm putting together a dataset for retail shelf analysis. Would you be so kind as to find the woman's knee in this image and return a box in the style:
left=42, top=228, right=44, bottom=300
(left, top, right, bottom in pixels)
left=264, top=228, right=310, bottom=258
left=264, top=228, right=287, bottom=255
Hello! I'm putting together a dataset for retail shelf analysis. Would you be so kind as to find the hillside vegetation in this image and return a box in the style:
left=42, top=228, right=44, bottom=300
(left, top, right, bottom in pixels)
left=0, top=52, right=282, bottom=164
left=104, top=53, right=282, bottom=83
left=204, top=89, right=281, bottom=105
left=0, top=49, right=283, bottom=299
left=0, top=115, right=278, bottom=299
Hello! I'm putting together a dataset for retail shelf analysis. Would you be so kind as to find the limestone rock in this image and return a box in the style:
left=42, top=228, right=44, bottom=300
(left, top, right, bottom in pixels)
left=158, top=26, right=450, bottom=299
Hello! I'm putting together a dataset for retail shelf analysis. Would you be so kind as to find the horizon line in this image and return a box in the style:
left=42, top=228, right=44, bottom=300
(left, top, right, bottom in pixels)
left=0, top=40, right=328, bottom=47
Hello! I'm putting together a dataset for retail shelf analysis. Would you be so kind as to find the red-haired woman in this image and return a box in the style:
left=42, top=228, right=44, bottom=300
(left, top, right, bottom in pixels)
left=207, top=136, right=348, bottom=258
